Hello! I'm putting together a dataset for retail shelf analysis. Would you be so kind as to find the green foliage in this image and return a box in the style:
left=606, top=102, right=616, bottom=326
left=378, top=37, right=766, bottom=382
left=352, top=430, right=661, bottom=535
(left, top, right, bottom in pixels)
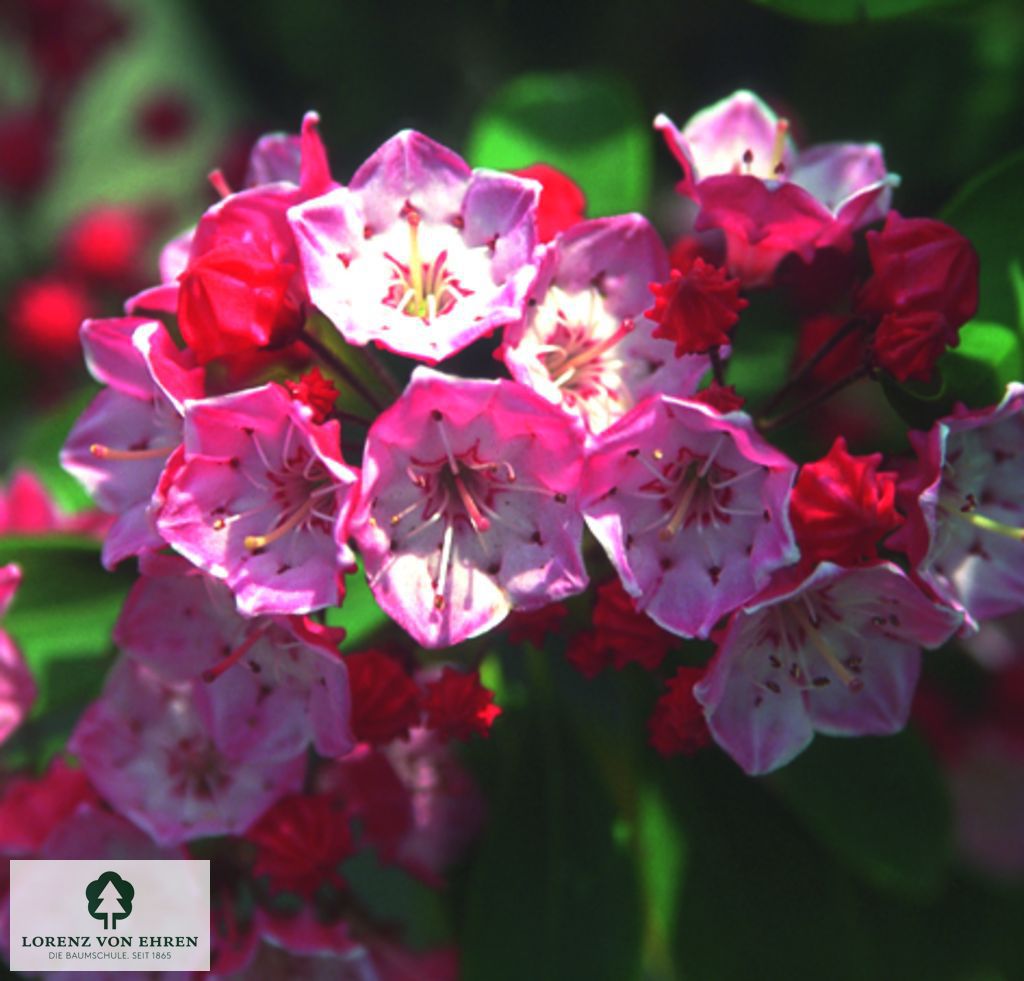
left=943, top=148, right=1024, bottom=329
left=458, top=652, right=643, bottom=981
left=941, top=320, right=1024, bottom=408
left=748, top=0, right=966, bottom=22
left=467, top=72, right=652, bottom=219
left=770, top=731, right=953, bottom=898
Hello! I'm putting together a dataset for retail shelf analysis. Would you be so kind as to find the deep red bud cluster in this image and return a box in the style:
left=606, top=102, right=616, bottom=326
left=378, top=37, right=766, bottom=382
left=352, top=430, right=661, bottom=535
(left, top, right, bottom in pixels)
left=285, top=368, right=339, bottom=423
left=246, top=793, right=353, bottom=898
left=648, top=667, right=712, bottom=757
left=856, top=212, right=979, bottom=382
left=422, top=667, right=502, bottom=741
left=346, top=650, right=423, bottom=746
left=646, top=258, right=748, bottom=357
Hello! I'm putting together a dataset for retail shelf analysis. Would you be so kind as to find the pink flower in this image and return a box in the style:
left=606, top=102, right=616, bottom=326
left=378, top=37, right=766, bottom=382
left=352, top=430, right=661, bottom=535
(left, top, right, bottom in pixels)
left=695, top=562, right=961, bottom=775
left=114, top=553, right=353, bottom=759
left=69, top=656, right=307, bottom=845
left=890, top=383, right=1024, bottom=634
left=582, top=394, right=799, bottom=638
left=0, top=565, right=35, bottom=747
left=500, top=215, right=710, bottom=434
left=60, top=317, right=204, bottom=568
left=352, top=367, right=587, bottom=648
left=0, top=469, right=108, bottom=537
left=656, top=90, right=897, bottom=285
left=157, top=382, right=359, bottom=617
left=289, top=130, right=541, bottom=363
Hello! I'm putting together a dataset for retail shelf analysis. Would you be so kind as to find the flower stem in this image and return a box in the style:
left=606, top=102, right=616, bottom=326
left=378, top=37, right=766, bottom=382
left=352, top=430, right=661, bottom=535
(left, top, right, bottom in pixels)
left=298, top=326, right=383, bottom=411
left=758, top=365, right=870, bottom=431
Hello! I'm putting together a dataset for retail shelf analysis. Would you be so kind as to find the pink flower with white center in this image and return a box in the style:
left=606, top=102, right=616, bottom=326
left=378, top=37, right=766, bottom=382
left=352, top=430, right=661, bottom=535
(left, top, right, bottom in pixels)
left=500, top=215, right=711, bottom=435
left=352, top=367, right=587, bottom=648
left=655, top=90, right=898, bottom=285
left=1, top=564, right=35, bottom=747
left=581, top=395, right=799, bottom=638
left=69, top=656, right=306, bottom=845
left=289, top=130, right=542, bottom=364
left=157, top=382, right=359, bottom=617
left=115, top=553, right=353, bottom=759
left=890, top=383, right=1024, bottom=634
left=61, top=317, right=204, bottom=569
left=694, top=562, right=961, bottom=775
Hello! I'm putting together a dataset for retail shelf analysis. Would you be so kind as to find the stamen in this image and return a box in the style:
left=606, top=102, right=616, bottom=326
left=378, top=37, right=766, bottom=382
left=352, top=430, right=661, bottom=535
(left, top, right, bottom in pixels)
left=407, top=209, right=423, bottom=307
left=435, top=519, right=454, bottom=608
left=244, top=497, right=316, bottom=550
left=770, top=119, right=790, bottom=176
left=956, top=509, right=1024, bottom=541
left=202, top=628, right=266, bottom=682
left=791, top=604, right=862, bottom=691
left=208, top=169, right=232, bottom=199
left=453, top=472, right=490, bottom=533
left=89, top=443, right=174, bottom=462
left=660, top=476, right=699, bottom=540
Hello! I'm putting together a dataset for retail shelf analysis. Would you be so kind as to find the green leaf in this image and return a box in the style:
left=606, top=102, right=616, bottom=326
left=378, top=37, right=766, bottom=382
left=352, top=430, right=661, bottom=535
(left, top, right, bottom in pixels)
left=880, top=368, right=951, bottom=431
left=941, top=320, right=1024, bottom=407
left=325, top=560, right=390, bottom=652
left=467, top=72, right=652, bottom=218
left=1010, top=259, right=1024, bottom=332
left=748, top=0, right=966, bottom=23
left=10, top=386, right=98, bottom=514
left=0, top=536, right=129, bottom=718
left=943, top=148, right=1024, bottom=328
left=670, top=752, right=880, bottom=981
left=769, top=731, right=952, bottom=899
left=459, top=658, right=643, bottom=981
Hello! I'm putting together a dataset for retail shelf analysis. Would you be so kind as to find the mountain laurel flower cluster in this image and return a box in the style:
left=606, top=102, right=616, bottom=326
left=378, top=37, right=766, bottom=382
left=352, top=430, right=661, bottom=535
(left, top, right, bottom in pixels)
left=23, top=83, right=1008, bottom=972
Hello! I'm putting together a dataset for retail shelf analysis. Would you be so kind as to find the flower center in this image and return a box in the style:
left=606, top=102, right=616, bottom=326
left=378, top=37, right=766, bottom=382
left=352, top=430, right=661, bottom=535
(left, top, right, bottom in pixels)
left=382, top=209, right=473, bottom=322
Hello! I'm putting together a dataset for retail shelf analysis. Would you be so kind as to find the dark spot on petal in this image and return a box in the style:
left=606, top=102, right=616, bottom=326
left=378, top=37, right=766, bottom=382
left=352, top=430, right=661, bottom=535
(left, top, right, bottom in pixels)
left=708, top=565, right=721, bottom=585
left=431, top=409, right=443, bottom=421
left=659, top=557, right=673, bottom=571
left=554, top=492, right=567, bottom=503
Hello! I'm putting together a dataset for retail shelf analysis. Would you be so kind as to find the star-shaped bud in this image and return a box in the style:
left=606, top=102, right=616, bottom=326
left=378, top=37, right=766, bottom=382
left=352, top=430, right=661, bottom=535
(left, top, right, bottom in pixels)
left=890, top=383, right=1024, bottom=633
left=352, top=367, right=588, bottom=648
left=649, top=666, right=712, bottom=757
left=582, top=394, right=799, bottom=638
left=500, top=215, right=710, bottom=434
left=346, top=649, right=422, bottom=745
left=421, top=667, right=501, bottom=741
left=61, top=317, right=204, bottom=569
left=289, top=129, right=542, bottom=363
left=157, top=382, right=359, bottom=616
left=695, top=562, right=961, bottom=775
left=645, top=257, right=747, bottom=356
left=790, top=436, right=903, bottom=569
left=509, top=163, right=587, bottom=242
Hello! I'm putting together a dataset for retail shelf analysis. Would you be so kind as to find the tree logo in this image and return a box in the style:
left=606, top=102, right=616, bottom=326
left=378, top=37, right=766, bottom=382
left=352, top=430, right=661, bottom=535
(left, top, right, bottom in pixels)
left=85, top=871, right=134, bottom=930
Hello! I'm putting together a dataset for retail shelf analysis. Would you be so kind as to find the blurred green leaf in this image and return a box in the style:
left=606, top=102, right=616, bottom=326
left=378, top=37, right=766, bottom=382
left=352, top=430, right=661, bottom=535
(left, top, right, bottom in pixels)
left=943, top=148, right=1024, bottom=329
left=881, top=368, right=950, bottom=430
left=748, top=0, right=966, bottom=22
left=671, top=752, right=879, bottom=981
left=11, top=386, right=98, bottom=514
left=941, top=320, right=1023, bottom=408
left=0, top=536, right=127, bottom=717
left=1010, top=260, right=1024, bottom=331
left=460, top=653, right=643, bottom=981
left=326, top=560, right=390, bottom=652
left=467, top=71, right=652, bottom=218
left=769, top=731, right=952, bottom=899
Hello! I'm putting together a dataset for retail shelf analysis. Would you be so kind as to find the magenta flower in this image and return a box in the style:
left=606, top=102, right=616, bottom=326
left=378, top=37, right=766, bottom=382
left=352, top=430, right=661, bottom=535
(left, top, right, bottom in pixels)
left=890, top=383, right=1024, bottom=634
left=500, top=215, right=710, bottom=434
left=352, top=367, right=587, bottom=648
left=157, top=382, right=359, bottom=617
left=69, top=656, right=306, bottom=845
left=60, top=317, right=204, bottom=569
left=114, top=553, right=353, bottom=759
left=0, top=565, right=35, bottom=747
left=289, top=130, right=541, bottom=363
left=694, top=562, right=961, bottom=775
left=656, top=90, right=897, bottom=285
left=582, top=395, right=799, bottom=638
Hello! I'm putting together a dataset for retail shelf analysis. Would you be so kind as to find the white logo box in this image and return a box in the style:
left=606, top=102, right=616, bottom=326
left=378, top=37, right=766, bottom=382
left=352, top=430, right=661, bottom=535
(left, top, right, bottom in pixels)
left=9, top=860, right=210, bottom=973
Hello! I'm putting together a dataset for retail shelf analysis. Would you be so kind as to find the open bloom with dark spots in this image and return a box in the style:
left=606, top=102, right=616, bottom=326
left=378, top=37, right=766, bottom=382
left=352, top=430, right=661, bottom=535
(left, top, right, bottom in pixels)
left=157, top=382, right=359, bottom=617
left=656, top=90, right=897, bottom=286
left=289, top=129, right=542, bottom=364
left=695, top=562, right=961, bottom=775
left=352, top=367, right=587, bottom=648
left=500, top=215, right=710, bottom=435
left=890, top=383, right=1024, bottom=634
left=70, top=656, right=306, bottom=845
left=582, top=394, right=799, bottom=638
left=61, top=317, right=205, bottom=569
